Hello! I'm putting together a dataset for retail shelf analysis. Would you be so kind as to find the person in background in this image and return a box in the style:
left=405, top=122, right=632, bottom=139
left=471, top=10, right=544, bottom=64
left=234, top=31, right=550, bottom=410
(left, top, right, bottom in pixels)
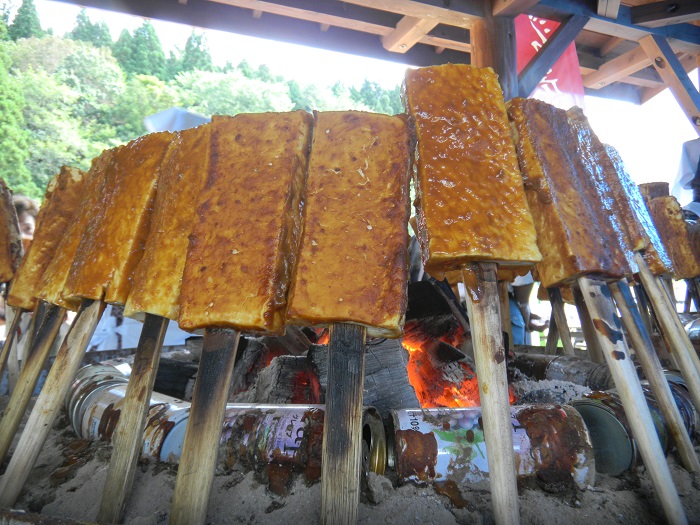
left=12, top=195, right=39, bottom=253
left=510, top=272, right=549, bottom=345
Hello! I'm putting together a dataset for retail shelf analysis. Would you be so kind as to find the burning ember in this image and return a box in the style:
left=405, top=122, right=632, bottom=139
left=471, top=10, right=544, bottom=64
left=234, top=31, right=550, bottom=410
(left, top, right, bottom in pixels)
left=402, top=320, right=516, bottom=407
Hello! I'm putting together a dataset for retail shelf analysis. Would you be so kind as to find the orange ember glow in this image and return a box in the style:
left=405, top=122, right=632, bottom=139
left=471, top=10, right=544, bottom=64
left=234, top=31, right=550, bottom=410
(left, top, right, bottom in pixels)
left=402, top=335, right=516, bottom=408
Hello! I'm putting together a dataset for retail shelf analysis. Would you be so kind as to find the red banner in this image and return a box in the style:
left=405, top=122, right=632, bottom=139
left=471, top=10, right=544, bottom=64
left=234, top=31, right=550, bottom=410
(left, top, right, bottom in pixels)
left=515, top=14, right=585, bottom=110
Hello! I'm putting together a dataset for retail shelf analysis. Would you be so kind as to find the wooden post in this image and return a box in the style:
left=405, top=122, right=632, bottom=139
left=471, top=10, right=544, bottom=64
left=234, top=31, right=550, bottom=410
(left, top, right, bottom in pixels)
left=0, top=305, right=24, bottom=381
left=463, top=263, right=519, bottom=525
left=169, top=328, right=240, bottom=525
left=578, top=277, right=687, bottom=525
left=321, top=323, right=367, bottom=525
left=546, top=288, right=575, bottom=356
left=498, top=281, right=513, bottom=351
left=609, top=280, right=699, bottom=472
left=635, top=253, right=700, bottom=413
left=98, top=314, right=169, bottom=524
left=0, top=298, right=105, bottom=507
left=0, top=303, right=65, bottom=464
left=572, top=285, right=605, bottom=363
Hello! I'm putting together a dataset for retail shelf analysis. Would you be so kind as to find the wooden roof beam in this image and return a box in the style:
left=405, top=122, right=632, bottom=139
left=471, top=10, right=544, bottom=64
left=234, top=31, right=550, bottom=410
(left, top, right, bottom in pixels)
left=631, top=1, right=700, bottom=29
left=638, top=35, right=700, bottom=133
left=341, top=0, right=483, bottom=30
left=531, top=0, right=700, bottom=54
left=600, top=36, right=625, bottom=56
left=597, top=0, right=621, bottom=20
left=492, top=0, right=540, bottom=17
left=518, top=14, right=589, bottom=97
left=640, top=53, right=698, bottom=102
left=583, top=45, right=652, bottom=88
left=382, top=15, right=439, bottom=52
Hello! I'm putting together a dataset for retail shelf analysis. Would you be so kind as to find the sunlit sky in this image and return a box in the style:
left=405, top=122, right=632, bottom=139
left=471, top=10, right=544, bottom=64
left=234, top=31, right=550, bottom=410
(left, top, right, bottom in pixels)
left=24, top=1, right=700, bottom=205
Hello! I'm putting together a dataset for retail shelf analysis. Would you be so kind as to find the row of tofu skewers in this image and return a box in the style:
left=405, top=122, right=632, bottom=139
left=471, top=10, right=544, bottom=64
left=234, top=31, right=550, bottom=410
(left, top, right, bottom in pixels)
left=0, top=63, right=697, bottom=525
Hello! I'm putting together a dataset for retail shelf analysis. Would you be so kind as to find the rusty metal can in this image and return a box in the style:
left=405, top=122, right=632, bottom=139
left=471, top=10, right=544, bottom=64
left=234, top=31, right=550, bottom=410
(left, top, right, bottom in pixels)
left=512, top=353, right=614, bottom=390
left=572, top=380, right=698, bottom=475
left=219, top=404, right=385, bottom=483
left=387, top=405, right=594, bottom=490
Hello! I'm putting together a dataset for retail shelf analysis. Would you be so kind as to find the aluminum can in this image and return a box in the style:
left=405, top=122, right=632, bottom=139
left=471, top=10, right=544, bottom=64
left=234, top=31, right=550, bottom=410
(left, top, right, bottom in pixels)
left=219, top=404, right=386, bottom=485
left=387, top=405, right=594, bottom=490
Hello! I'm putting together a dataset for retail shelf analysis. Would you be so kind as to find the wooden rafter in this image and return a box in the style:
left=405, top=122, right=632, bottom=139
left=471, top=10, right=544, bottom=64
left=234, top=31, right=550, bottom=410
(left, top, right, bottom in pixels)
left=640, top=54, right=698, bottom=103
left=342, top=0, right=482, bottom=29
left=600, top=36, right=625, bottom=56
left=583, top=45, right=653, bottom=88
left=491, top=0, right=540, bottom=17
left=638, top=34, right=700, bottom=134
left=597, top=0, right=621, bottom=20
left=383, top=15, right=439, bottom=52
left=518, top=14, right=590, bottom=97
left=631, top=1, right=700, bottom=29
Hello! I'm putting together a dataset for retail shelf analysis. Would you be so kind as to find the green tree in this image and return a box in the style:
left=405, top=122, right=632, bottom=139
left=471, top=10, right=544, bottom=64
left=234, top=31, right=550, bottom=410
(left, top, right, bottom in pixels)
left=15, top=68, right=88, bottom=191
left=0, top=43, right=35, bottom=196
left=8, top=35, right=80, bottom=74
left=181, top=31, right=212, bottom=73
left=175, top=69, right=292, bottom=116
left=0, top=18, right=8, bottom=41
left=128, top=20, right=166, bottom=79
left=8, top=0, right=43, bottom=41
left=110, top=74, right=179, bottom=140
left=350, top=79, right=402, bottom=114
left=111, top=28, right=132, bottom=71
left=69, top=9, right=111, bottom=48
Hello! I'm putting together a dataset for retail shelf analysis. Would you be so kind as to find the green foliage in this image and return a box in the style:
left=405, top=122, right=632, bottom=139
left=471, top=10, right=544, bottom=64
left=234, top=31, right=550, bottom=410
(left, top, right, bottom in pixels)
left=110, top=74, right=179, bottom=141
left=181, top=31, right=212, bottom=73
left=128, top=21, right=166, bottom=79
left=0, top=18, right=8, bottom=41
left=111, top=28, right=132, bottom=70
left=350, top=79, right=402, bottom=115
left=0, top=51, right=35, bottom=196
left=8, top=0, right=42, bottom=41
left=8, top=35, right=80, bottom=74
left=68, top=8, right=112, bottom=48
left=174, top=69, right=292, bottom=116
left=15, top=68, right=88, bottom=190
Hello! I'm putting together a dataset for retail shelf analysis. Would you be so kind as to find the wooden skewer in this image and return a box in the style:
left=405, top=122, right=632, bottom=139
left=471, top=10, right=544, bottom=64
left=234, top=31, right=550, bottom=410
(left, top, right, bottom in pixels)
left=321, top=323, right=366, bottom=525
left=0, top=302, right=65, bottom=464
left=462, top=263, right=519, bottom=525
left=631, top=281, right=654, bottom=335
left=659, top=275, right=677, bottom=307
left=0, top=298, right=105, bottom=507
left=169, top=328, right=240, bottom=525
left=635, top=253, right=700, bottom=413
left=0, top=305, right=25, bottom=381
left=609, top=280, right=699, bottom=472
left=546, top=288, right=575, bottom=356
left=578, top=276, right=687, bottom=525
left=572, top=285, right=605, bottom=364
left=497, top=281, right=513, bottom=351
left=98, top=313, right=169, bottom=524
left=544, top=309, right=560, bottom=355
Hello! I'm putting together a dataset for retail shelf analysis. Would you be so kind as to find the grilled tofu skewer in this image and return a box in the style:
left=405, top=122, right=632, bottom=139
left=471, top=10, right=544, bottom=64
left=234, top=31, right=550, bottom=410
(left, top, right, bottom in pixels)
left=0, top=178, right=24, bottom=382
left=0, top=166, right=87, bottom=462
left=98, top=124, right=211, bottom=524
left=0, top=131, right=173, bottom=507
left=405, top=65, right=543, bottom=525
left=170, top=111, right=312, bottom=525
left=286, top=111, right=412, bottom=524
left=508, top=97, right=689, bottom=523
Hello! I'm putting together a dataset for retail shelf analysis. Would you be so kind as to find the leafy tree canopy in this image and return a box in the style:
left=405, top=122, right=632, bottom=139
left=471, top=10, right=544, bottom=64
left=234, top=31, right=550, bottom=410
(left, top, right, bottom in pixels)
left=69, top=8, right=111, bottom=48
left=8, top=0, right=43, bottom=41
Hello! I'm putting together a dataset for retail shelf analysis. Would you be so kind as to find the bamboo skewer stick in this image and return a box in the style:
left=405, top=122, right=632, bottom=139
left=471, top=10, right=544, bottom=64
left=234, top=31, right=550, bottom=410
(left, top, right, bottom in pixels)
left=544, top=309, right=560, bottom=355
left=572, top=286, right=605, bottom=364
left=632, top=281, right=654, bottom=335
left=546, top=288, right=575, bottom=356
left=0, top=302, right=65, bottom=464
left=463, top=263, right=520, bottom=525
left=635, top=253, right=700, bottom=413
left=578, top=276, right=687, bottom=525
left=659, top=275, right=677, bottom=307
left=497, top=281, right=513, bottom=350
left=0, top=305, right=25, bottom=381
left=609, top=280, right=699, bottom=472
left=686, top=277, right=700, bottom=312
left=321, top=323, right=366, bottom=525
left=169, top=328, right=240, bottom=525
left=98, top=313, right=169, bottom=524
left=0, top=298, right=105, bottom=507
